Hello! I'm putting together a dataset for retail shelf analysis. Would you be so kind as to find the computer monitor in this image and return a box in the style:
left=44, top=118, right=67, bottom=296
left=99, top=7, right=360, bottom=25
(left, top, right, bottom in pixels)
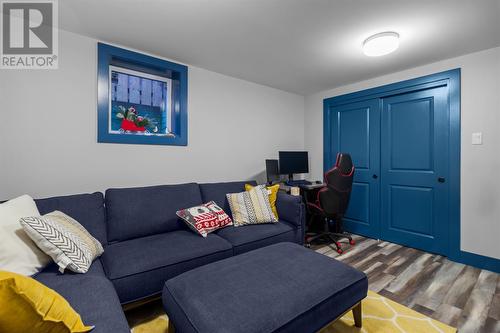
left=279, top=151, right=309, bottom=180
left=265, top=159, right=280, bottom=184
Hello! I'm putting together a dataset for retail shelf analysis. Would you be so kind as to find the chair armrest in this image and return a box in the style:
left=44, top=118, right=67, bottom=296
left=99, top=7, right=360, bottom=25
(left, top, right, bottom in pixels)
left=276, top=192, right=305, bottom=230
left=307, top=202, right=323, bottom=216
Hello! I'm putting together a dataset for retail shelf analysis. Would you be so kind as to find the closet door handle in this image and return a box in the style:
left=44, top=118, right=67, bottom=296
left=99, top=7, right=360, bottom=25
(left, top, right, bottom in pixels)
left=372, top=174, right=378, bottom=179
left=438, top=177, right=445, bottom=183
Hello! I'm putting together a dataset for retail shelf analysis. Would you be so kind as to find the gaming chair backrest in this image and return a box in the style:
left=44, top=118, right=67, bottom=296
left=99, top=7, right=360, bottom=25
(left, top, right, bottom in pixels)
left=337, top=154, right=353, bottom=175
left=319, top=153, right=355, bottom=216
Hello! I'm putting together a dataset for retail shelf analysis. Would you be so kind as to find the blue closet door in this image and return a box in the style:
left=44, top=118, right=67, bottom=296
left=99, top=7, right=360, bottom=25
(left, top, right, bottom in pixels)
left=327, top=99, right=380, bottom=239
left=380, top=86, right=449, bottom=255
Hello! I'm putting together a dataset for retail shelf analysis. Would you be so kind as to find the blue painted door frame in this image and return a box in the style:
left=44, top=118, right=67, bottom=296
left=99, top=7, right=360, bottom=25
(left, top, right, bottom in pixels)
left=324, top=69, right=464, bottom=264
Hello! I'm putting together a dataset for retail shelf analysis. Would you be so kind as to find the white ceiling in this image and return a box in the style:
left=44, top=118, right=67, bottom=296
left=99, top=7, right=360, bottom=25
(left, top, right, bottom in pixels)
left=59, top=0, right=500, bottom=95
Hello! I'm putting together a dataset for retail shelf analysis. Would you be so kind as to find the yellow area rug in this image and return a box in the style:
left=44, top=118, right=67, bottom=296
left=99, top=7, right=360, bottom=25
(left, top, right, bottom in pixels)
left=131, top=291, right=456, bottom=333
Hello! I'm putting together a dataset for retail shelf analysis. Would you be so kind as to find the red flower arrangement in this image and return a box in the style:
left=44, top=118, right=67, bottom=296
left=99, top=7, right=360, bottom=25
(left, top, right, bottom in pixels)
left=116, top=106, right=150, bottom=132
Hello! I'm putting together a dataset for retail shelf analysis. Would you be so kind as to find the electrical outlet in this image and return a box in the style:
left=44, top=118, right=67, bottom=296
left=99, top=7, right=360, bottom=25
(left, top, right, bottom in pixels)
left=472, top=132, right=483, bottom=145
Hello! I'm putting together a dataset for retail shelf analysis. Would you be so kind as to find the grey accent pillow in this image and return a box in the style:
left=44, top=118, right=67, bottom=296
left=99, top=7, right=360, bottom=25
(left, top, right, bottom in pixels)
left=20, top=211, right=104, bottom=274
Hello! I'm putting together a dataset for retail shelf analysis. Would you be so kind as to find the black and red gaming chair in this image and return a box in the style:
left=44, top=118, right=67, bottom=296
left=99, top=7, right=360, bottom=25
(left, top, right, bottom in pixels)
left=306, top=153, right=355, bottom=254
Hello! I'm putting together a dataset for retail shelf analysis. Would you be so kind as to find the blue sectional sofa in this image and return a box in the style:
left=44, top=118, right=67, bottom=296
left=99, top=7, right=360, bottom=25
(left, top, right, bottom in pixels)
left=28, top=181, right=305, bottom=333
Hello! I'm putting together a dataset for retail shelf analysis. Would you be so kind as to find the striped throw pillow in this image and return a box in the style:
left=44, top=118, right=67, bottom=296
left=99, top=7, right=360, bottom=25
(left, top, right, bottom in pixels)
left=226, top=185, right=278, bottom=226
left=20, top=211, right=104, bottom=274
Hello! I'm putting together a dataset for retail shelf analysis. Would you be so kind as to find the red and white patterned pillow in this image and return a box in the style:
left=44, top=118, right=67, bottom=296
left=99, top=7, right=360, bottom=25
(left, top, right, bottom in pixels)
left=176, top=201, right=232, bottom=237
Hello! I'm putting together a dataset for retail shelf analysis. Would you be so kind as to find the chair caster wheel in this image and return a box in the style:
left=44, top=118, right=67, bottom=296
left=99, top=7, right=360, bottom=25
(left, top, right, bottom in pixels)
left=349, top=239, right=355, bottom=246
left=305, top=243, right=311, bottom=249
left=337, top=249, right=343, bottom=254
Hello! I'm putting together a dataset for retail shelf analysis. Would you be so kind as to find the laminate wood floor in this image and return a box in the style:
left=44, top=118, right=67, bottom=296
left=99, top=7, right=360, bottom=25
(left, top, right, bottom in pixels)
left=313, top=235, right=500, bottom=333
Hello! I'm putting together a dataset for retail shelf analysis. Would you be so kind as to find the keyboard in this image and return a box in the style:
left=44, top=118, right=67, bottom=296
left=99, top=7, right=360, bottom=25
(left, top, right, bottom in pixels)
left=285, top=179, right=312, bottom=186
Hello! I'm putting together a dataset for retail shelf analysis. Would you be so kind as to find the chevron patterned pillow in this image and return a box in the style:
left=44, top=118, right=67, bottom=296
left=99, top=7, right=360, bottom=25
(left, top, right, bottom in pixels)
left=20, top=211, right=104, bottom=274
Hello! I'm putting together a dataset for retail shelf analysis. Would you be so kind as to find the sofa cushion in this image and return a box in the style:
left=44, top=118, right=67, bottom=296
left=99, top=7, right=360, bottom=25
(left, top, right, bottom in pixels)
left=163, top=242, right=368, bottom=333
left=199, top=181, right=257, bottom=216
left=35, top=193, right=107, bottom=245
left=101, top=230, right=233, bottom=303
left=34, top=260, right=130, bottom=333
left=105, top=183, right=203, bottom=242
left=216, top=221, right=295, bottom=255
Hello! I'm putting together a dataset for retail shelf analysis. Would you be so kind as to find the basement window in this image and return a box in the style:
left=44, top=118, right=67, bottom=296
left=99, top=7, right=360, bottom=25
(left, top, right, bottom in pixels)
left=109, top=66, right=172, bottom=136
left=97, top=43, right=188, bottom=146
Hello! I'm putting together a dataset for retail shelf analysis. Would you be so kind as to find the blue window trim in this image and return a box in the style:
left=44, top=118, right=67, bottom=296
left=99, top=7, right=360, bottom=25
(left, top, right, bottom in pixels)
left=324, top=69, right=500, bottom=273
left=97, top=43, right=188, bottom=146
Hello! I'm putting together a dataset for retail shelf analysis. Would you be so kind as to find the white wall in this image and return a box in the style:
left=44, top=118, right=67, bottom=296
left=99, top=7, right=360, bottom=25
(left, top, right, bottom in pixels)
left=0, top=30, right=304, bottom=199
left=304, top=47, right=500, bottom=260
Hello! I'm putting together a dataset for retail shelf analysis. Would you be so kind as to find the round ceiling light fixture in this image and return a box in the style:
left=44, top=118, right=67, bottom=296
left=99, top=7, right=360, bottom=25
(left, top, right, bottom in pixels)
left=362, top=31, right=400, bottom=57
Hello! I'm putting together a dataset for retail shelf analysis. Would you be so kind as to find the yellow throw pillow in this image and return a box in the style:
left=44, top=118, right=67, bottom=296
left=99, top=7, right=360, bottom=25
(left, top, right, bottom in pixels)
left=245, top=183, right=280, bottom=219
left=0, top=271, right=94, bottom=333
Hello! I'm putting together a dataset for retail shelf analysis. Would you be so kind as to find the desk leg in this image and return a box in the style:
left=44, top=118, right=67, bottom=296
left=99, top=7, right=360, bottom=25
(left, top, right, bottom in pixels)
left=353, top=302, right=362, bottom=328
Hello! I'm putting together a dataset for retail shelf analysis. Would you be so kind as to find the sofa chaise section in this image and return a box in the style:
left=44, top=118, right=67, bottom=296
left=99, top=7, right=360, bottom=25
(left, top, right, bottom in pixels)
left=35, top=260, right=130, bottom=333
left=34, top=192, right=130, bottom=333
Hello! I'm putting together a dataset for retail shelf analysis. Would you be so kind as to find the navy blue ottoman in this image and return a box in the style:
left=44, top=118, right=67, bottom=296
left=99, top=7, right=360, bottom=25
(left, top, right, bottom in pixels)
left=162, top=242, right=367, bottom=333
